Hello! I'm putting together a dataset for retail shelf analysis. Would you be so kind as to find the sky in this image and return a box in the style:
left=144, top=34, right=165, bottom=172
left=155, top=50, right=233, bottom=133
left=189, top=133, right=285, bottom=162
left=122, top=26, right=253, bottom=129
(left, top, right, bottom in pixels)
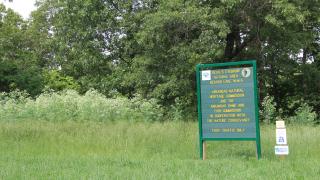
left=1, top=0, right=37, bottom=19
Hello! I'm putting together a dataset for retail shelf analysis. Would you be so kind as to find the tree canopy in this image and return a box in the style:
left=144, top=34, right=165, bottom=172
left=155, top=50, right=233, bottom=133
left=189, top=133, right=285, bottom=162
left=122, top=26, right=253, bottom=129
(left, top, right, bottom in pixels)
left=0, top=0, right=319, bottom=119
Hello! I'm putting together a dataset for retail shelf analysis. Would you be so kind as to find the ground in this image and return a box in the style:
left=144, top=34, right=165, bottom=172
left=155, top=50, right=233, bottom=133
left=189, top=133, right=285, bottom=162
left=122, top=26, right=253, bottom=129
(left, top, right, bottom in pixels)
left=0, top=121, right=319, bottom=179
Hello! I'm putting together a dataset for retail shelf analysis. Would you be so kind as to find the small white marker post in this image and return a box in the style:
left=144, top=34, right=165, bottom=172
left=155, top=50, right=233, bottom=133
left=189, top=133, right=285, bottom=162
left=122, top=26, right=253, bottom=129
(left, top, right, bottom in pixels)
left=275, top=121, right=289, bottom=159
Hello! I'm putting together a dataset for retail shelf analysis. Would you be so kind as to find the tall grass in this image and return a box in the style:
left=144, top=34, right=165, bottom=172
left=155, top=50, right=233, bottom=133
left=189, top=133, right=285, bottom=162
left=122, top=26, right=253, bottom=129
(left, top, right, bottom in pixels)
left=1, top=90, right=319, bottom=178
left=0, top=90, right=163, bottom=122
left=0, top=121, right=319, bottom=179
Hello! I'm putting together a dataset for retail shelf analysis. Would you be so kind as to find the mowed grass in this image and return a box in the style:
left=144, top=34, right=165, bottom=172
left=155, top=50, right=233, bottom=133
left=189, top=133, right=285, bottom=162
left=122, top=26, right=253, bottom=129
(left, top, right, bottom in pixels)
left=0, top=121, right=319, bottom=179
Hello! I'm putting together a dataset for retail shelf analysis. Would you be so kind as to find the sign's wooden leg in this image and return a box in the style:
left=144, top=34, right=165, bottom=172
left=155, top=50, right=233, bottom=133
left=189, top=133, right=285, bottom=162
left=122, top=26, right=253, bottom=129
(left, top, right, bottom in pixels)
left=202, top=141, right=206, bottom=160
left=255, top=141, right=259, bottom=159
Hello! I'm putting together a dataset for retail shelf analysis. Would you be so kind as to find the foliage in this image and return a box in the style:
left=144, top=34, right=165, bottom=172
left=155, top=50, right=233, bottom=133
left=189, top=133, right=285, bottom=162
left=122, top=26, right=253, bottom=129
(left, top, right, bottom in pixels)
left=29, top=0, right=119, bottom=93
left=260, top=95, right=277, bottom=124
left=0, top=4, right=44, bottom=96
left=295, top=65, right=320, bottom=116
left=112, top=0, right=228, bottom=113
left=108, top=0, right=320, bottom=117
left=0, top=89, right=30, bottom=104
left=0, top=89, right=163, bottom=122
left=43, top=70, right=80, bottom=91
left=289, top=103, right=317, bottom=125
left=1, top=0, right=320, bottom=119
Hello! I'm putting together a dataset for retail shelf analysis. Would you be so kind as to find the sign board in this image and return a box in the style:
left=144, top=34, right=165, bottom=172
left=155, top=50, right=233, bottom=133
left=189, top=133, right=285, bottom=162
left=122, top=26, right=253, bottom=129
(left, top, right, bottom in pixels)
left=276, top=121, right=285, bottom=128
left=276, top=129, right=287, bottom=145
left=196, top=60, right=261, bottom=159
left=275, top=145, right=289, bottom=155
left=275, top=120, right=288, bottom=157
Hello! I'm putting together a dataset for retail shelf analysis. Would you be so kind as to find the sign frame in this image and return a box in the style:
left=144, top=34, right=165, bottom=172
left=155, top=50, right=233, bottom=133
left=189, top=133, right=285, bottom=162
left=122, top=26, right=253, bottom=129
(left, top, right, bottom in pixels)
left=196, top=60, right=261, bottom=159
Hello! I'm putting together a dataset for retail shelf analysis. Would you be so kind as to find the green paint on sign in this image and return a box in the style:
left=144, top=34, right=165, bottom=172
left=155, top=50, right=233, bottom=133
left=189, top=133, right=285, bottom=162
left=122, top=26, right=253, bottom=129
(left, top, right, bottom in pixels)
left=196, top=60, right=261, bottom=159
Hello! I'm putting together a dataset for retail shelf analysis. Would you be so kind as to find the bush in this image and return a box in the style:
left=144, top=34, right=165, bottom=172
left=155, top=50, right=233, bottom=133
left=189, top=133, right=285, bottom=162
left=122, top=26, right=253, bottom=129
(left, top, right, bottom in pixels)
left=43, top=70, right=80, bottom=92
left=0, top=89, right=30, bottom=103
left=289, top=103, right=317, bottom=125
left=166, top=97, right=196, bottom=121
left=0, top=89, right=164, bottom=122
left=260, top=95, right=277, bottom=124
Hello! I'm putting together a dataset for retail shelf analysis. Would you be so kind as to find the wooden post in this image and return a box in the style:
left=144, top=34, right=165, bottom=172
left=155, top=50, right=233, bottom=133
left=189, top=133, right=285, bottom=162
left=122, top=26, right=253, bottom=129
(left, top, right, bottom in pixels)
left=202, top=141, right=206, bottom=160
left=255, top=141, right=259, bottom=159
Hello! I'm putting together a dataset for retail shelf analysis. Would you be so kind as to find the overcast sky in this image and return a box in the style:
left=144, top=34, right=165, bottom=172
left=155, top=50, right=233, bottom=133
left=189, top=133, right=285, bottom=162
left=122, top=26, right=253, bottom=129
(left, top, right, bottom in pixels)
left=1, top=0, right=37, bottom=19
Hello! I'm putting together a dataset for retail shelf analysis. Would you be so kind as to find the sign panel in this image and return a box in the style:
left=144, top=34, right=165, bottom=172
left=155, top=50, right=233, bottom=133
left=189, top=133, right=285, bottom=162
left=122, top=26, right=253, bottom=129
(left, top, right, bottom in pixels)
left=276, top=129, right=287, bottom=145
left=200, top=67, right=256, bottom=139
left=196, top=61, right=261, bottom=159
left=275, top=146, right=289, bottom=155
left=276, top=121, right=286, bottom=128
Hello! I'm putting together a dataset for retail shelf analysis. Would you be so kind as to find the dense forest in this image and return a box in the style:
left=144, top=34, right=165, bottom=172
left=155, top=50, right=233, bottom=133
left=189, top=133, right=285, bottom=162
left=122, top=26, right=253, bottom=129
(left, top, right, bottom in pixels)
left=1, top=0, right=319, bottom=121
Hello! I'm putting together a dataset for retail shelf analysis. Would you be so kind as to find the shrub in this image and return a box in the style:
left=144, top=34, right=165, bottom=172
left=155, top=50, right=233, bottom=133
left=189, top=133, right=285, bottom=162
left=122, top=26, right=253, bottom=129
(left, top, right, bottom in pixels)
left=0, top=89, right=164, bottom=122
left=289, top=103, right=317, bottom=125
left=43, top=70, right=80, bottom=92
left=167, top=97, right=196, bottom=121
left=260, top=95, right=277, bottom=124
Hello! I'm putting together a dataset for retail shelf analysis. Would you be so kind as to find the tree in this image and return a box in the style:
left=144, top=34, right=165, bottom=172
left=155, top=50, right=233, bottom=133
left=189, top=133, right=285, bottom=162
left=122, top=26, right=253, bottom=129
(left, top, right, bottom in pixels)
left=30, top=0, right=122, bottom=94
left=2, top=0, right=319, bottom=119
left=0, top=4, right=43, bottom=96
left=113, top=0, right=320, bottom=118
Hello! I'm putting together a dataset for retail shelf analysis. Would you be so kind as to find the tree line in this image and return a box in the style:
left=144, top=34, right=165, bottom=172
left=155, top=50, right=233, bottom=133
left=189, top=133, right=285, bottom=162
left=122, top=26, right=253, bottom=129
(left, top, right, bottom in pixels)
left=1, top=0, right=319, bottom=120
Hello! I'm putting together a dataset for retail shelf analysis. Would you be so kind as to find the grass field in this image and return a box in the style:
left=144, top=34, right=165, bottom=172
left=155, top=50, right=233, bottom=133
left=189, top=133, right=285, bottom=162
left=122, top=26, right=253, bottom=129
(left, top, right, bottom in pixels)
left=0, top=120, right=319, bottom=179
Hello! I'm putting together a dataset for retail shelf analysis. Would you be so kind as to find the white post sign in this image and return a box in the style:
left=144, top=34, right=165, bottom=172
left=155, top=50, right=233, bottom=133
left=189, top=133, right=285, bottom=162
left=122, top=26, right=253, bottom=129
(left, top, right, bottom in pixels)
left=276, top=129, right=287, bottom=145
left=275, top=146, right=289, bottom=155
left=275, top=121, right=289, bottom=156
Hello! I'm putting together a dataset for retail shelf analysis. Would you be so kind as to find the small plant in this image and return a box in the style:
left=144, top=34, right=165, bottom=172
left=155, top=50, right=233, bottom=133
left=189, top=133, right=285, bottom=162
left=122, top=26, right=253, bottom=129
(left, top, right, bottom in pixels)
left=260, top=95, right=277, bottom=124
left=0, top=89, right=30, bottom=103
left=289, top=103, right=317, bottom=125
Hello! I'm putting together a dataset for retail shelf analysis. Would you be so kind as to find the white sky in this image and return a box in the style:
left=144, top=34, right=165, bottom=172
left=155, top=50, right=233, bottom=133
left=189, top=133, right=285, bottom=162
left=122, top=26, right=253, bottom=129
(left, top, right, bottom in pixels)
left=1, top=0, right=37, bottom=19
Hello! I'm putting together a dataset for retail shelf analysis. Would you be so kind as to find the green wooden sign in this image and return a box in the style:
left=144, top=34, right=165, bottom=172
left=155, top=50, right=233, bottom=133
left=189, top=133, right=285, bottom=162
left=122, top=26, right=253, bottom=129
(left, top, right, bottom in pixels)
left=196, top=60, right=261, bottom=159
